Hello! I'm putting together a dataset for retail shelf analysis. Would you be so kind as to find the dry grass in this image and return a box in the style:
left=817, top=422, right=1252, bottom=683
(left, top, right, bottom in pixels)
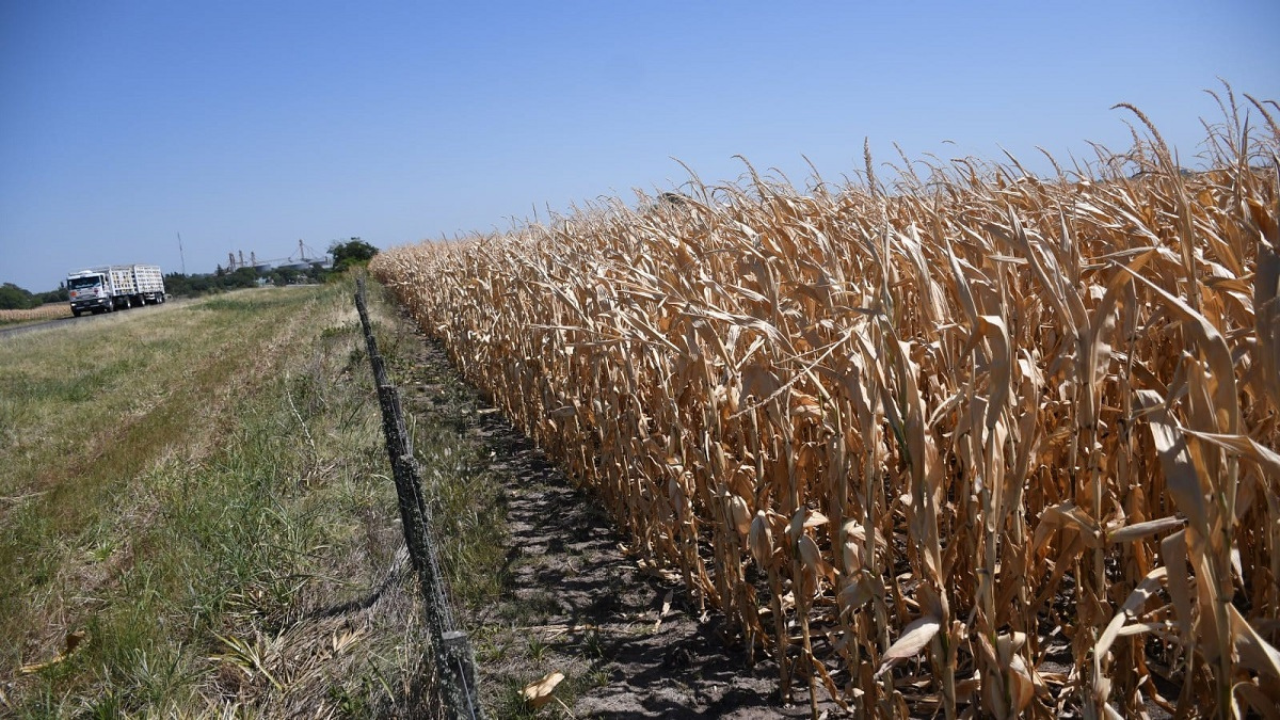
left=372, top=87, right=1280, bottom=718
left=0, top=305, right=72, bottom=325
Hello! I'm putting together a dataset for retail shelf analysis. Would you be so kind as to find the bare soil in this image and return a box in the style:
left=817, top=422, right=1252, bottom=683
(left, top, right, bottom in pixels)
left=398, top=332, right=835, bottom=719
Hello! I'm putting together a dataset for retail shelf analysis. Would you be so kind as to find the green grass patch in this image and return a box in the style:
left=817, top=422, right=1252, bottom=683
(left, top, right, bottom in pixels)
left=0, top=282, right=431, bottom=717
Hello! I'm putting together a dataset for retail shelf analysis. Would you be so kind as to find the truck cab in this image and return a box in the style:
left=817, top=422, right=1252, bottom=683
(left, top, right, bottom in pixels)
left=67, top=270, right=115, bottom=316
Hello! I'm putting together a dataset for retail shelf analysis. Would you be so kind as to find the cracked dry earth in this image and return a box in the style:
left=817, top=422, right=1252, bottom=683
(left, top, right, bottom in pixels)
left=398, top=329, right=834, bottom=719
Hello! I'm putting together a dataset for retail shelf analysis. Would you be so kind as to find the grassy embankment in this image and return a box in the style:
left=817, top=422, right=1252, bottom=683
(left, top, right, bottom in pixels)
left=0, top=281, right=450, bottom=717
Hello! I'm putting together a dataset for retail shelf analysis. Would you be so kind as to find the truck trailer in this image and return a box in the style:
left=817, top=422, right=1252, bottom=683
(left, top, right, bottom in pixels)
left=67, top=265, right=166, bottom=316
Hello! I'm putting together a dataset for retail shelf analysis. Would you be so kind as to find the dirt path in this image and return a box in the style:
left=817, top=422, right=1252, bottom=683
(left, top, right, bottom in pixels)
left=398, top=331, right=832, bottom=718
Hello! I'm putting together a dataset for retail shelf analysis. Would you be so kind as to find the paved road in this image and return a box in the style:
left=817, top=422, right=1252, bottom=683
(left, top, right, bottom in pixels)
left=0, top=315, right=79, bottom=340
left=0, top=303, right=173, bottom=341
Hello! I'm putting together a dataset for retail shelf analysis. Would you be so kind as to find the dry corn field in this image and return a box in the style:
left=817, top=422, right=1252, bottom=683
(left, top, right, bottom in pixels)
left=0, top=304, right=71, bottom=323
left=373, top=97, right=1280, bottom=718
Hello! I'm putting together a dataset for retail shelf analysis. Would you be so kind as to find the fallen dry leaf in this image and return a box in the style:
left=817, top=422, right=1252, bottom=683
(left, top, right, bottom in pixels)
left=522, top=670, right=565, bottom=709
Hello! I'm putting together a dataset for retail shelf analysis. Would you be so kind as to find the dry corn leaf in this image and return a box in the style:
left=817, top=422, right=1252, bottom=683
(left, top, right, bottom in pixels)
left=1033, top=501, right=1103, bottom=551
left=1107, top=516, right=1185, bottom=544
left=1234, top=681, right=1280, bottom=720
left=654, top=590, right=673, bottom=631
left=1178, top=428, right=1280, bottom=477
left=1228, top=603, right=1280, bottom=681
left=522, top=670, right=565, bottom=709
left=1095, top=567, right=1168, bottom=661
left=1139, top=391, right=1210, bottom=534
left=875, top=614, right=941, bottom=679
left=748, top=510, right=773, bottom=567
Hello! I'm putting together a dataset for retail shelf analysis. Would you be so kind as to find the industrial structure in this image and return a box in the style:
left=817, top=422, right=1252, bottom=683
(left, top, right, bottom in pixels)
left=224, top=240, right=334, bottom=273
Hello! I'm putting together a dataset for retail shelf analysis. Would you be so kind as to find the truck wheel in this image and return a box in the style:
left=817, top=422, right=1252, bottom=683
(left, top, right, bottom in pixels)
left=104, top=302, right=113, bottom=313
left=72, top=308, right=82, bottom=317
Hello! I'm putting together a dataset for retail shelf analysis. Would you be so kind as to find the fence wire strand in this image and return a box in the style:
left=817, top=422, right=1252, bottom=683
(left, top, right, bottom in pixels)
left=356, top=279, right=484, bottom=720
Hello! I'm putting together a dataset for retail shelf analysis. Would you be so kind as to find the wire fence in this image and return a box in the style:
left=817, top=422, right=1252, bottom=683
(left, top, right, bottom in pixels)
left=355, top=278, right=484, bottom=720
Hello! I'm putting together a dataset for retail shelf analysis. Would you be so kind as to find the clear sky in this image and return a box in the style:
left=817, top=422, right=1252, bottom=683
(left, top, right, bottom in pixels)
left=2, top=1, right=1277, bottom=292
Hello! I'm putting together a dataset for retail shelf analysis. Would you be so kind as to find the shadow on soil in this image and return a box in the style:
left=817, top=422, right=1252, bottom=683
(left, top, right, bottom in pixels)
left=401, top=332, right=826, bottom=718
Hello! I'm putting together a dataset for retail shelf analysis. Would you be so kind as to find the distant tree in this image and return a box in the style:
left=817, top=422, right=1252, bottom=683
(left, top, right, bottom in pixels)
left=268, top=267, right=302, bottom=286
left=189, top=274, right=214, bottom=294
left=35, top=284, right=69, bottom=304
left=165, top=272, right=193, bottom=297
left=163, top=262, right=328, bottom=300
left=227, top=267, right=258, bottom=289
left=0, top=283, right=36, bottom=310
left=329, top=239, right=379, bottom=272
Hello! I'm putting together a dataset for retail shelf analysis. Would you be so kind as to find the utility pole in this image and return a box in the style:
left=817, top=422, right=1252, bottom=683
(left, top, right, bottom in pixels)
left=177, top=232, right=187, bottom=275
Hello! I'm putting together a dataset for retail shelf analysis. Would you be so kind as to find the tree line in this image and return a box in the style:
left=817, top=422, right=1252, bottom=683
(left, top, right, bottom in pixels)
left=1, top=240, right=379, bottom=309
left=0, top=283, right=68, bottom=310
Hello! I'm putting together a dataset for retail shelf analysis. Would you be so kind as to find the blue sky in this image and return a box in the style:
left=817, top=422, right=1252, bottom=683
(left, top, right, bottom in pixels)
left=2, top=1, right=1277, bottom=292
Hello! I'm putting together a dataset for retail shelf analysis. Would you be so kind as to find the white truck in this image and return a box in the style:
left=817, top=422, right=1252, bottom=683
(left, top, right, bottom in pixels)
left=67, top=265, right=166, bottom=317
